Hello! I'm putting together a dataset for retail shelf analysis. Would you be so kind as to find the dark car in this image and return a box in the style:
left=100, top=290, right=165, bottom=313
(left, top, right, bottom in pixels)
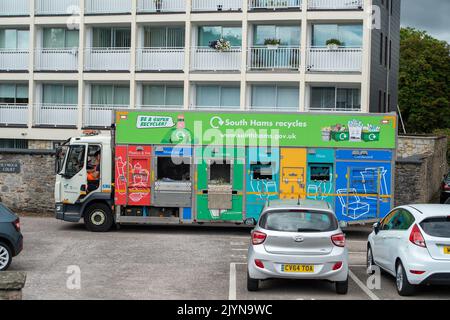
left=0, top=203, right=23, bottom=271
left=441, top=172, right=450, bottom=204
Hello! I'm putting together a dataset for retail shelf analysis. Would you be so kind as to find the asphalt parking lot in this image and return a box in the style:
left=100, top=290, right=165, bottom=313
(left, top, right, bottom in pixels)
left=9, top=217, right=450, bottom=300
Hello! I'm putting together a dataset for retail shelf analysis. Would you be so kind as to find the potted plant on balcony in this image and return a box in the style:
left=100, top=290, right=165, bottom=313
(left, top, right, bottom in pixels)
left=326, top=39, right=342, bottom=50
left=154, top=0, right=163, bottom=12
left=209, top=39, right=231, bottom=52
left=264, top=38, right=281, bottom=49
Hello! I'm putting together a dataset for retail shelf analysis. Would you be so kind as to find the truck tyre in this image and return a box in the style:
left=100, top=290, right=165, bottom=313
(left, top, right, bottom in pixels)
left=84, top=203, right=114, bottom=232
left=0, top=241, right=12, bottom=271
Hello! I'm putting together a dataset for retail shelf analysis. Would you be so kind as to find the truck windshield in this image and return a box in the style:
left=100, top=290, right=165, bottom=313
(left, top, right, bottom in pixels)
left=55, top=145, right=69, bottom=174
left=64, top=145, right=86, bottom=179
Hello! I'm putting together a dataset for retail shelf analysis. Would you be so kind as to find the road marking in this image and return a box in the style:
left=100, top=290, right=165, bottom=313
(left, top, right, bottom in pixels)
left=232, top=248, right=248, bottom=251
left=230, top=242, right=248, bottom=246
left=229, top=262, right=247, bottom=300
left=349, top=270, right=380, bottom=301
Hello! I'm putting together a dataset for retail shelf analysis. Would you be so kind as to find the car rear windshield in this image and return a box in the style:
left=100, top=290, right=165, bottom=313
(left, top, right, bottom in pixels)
left=259, top=210, right=338, bottom=233
left=420, top=217, right=450, bottom=238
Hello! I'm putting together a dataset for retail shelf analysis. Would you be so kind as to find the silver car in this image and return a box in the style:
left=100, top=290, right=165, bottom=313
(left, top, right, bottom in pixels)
left=367, top=204, right=450, bottom=296
left=247, top=199, right=349, bottom=294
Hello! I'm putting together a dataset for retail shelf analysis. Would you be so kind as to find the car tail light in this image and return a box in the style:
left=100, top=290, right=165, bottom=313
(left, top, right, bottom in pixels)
left=251, top=231, right=267, bottom=245
left=444, top=184, right=450, bottom=191
left=410, top=270, right=426, bottom=275
left=331, top=233, right=346, bottom=247
left=332, top=262, right=343, bottom=271
left=409, top=224, right=426, bottom=248
left=254, top=259, right=265, bottom=269
left=12, top=218, right=20, bottom=232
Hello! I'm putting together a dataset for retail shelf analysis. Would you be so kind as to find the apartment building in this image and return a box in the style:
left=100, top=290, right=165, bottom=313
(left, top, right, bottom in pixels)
left=0, top=0, right=400, bottom=148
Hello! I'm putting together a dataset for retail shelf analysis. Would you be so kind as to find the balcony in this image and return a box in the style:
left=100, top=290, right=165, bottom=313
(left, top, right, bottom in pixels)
left=83, top=104, right=128, bottom=128
left=249, top=0, right=302, bottom=10
left=34, top=104, right=78, bottom=127
left=84, top=48, right=130, bottom=71
left=0, top=0, right=29, bottom=16
left=136, top=48, right=184, bottom=71
left=35, top=0, right=79, bottom=15
left=307, top=47, right=362, bottom=72
left=192, top=0, right=242, bottom=12
left=191, top=47, right=241, bottom=71
left=35, top=48, right=78, bottom=71
left=85, top=0, right=131, bottom=15
left=308, top=0, right=363, bottom=10
left=248, top=47, right=300, bottom=71
left=137, top=0, right=185, bottom=13
left=0, top=49, right=29, bottom=71
left=0, top=104, right=28, bottom=126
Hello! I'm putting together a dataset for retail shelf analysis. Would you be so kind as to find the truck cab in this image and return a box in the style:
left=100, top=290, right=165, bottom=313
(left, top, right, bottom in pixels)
left=55, top=132, right=114, bottom=232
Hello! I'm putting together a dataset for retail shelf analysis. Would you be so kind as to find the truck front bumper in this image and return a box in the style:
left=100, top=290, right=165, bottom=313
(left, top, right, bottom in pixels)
left=55, top=203, right=83, bottom=223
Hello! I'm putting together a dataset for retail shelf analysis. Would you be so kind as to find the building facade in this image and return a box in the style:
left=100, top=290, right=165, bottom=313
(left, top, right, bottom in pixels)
left=0, top=0, right=400, bottom=148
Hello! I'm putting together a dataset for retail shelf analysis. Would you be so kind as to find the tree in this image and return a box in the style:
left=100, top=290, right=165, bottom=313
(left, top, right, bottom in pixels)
left=399, top=28, right=450, bottom=134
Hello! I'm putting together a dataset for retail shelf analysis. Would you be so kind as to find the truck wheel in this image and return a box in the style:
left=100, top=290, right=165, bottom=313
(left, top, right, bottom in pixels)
left=0, top=241, right=12, bottom=271
left=84, top=203, right=113, bottom=232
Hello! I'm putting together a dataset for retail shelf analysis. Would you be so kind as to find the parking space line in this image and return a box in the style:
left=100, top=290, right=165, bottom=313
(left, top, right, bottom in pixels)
left=349, top=270, right=380, bottom=301
left=232, top=248, right=247, bottom=251
left=229, top=262, right=247, bottom=300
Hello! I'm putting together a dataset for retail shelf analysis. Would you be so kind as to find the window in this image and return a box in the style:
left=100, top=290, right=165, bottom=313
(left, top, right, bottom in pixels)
left=312, top=24, right=362, bottom=47
left=157, top=157, right=190, bottom=181
left=385, top=36, right=388, bottom=67
left=0, top=139, right=28, bottom=149
left=91, top=85, right=130, bottom=106
left=92, top=28, right=131, bottom=48
left=381, top=210, right=398, bottom=231
left=42, top=84, right=78, bottom=105
left=260, top=210, right=338, bottom=233
left=64, top=145, right=85, bottom=179
left=254, top=25, right=300, bottom=46
left=251, top=162, right=273, bottom=180
left=0, top=29, right=29, bottom=49
left=310, top=87, right=361, bottom=111
left=209, top=162, right=231, bottom=184
left=378, top=90, right=382, bottom=112
left=383, top=92, right=387, bottom=112
left=420, top=217, right=450, bottom=238
left=389, top=40, right=392, bottom=69
left=198, top=26, right=242, bottom=47
left=43, top=28, right=79, bottom=48
left=196, top=85, right=240, bottom=109
left=251, top=85, right=299, bottom=110
left=0, top=84, right=28, bottom=104
left=380, top=33, right=384, bottom=65
left=144, top=26, right=184, bottom=48
left=142, top=84, right=183, bottom=108
left=390, top=209, right=415, bottom=231
left=309, top=165, right=331, bottom=182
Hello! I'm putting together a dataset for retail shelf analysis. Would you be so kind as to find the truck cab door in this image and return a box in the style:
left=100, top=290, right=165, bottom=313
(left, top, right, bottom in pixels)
left=59, top=144, right=88, bottom=204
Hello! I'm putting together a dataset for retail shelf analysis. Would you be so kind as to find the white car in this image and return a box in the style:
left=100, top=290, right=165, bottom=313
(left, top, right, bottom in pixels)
left=367, top=204, right=450, bottom=296
left=247, top=200, right=349, bottom=294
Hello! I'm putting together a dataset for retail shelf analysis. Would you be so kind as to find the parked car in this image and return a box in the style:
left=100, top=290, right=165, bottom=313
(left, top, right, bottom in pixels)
left=0, top=203, right=23, bottom=271
left=440, top=172, right=450, bottom=204
left=247, top=200, right=349, bottom=294
left=367, top=204, right=450, bottom=296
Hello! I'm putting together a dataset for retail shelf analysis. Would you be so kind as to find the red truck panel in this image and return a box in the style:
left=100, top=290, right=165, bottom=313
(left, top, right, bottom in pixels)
left=114, top=145, right=128, bottom=205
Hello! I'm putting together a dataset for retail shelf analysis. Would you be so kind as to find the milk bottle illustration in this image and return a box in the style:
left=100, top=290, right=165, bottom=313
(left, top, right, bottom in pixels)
left=348, top=120, right=363, bottom=142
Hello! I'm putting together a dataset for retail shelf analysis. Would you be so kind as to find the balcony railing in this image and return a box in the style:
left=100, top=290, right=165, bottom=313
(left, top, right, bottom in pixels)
left=192, top=0, right=242, bottom=12
left=250, top=105, right=299, bottom=112
left=193, top=105, right=240, bottom=110
left=191, top=47, right=241, bottom=71
left=85, top=0, right=131, bottom=14
left=34, top=104, right=78, bottom=127
left=83, top=104, right=128, bottom=128
left=35, top=48, right=79, bottom=71
left=249, top=0, right=302, bottom=10
left=136, top=48, right=184, bottom=71
left=0, top=49, right=29, bottom=71
left=308, top=0, right=363, bottom=10
left=138, top=105, right=183, bottom=109
left=0, top=0, right=29, bottom=16
left=307, top=47, right=362, bottom=72
left=308, top=106, right=361, bottom=112
left=248, top=46, right=300, bottom=70
left=84, top=48, right=130, bottom=71
left=0, top=104, right=28, bottom=126
left=137, top=0, right=185, bottom=13
left=35, top=0, right=79, bottom=15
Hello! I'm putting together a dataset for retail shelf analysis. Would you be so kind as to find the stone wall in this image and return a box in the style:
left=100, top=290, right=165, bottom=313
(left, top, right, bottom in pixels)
left=0, top=149, right=55, bottom=213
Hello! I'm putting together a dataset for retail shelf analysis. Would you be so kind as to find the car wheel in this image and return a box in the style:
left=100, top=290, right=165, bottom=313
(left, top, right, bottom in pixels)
left=335, top=278, right=349, bottom=295
left=396, top=261, right=416, bottom=296
left=367, top=245, right=376, bottom=275
left=84, top=203, right=114, bottom=232
left=0, top=242, right=12, bottom=271
left=247, top=272, right=259, bottom=292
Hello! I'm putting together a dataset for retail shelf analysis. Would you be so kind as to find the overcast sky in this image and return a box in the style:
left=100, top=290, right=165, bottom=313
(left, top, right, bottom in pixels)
left=401, top=0, right=450, bottom=42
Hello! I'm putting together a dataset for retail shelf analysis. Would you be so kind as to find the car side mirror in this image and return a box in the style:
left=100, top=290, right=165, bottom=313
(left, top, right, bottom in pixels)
left=244, top=218, right=257, bottom=227
left=373, top=222, right=380, bottom=235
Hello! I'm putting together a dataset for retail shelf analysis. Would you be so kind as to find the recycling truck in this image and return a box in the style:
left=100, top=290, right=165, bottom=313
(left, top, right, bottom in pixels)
left=55, top=110, right=398, bottom=232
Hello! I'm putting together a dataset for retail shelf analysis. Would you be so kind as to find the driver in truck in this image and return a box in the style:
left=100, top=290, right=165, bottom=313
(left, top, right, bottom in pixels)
left=87, top=150, right=101, bottom=192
